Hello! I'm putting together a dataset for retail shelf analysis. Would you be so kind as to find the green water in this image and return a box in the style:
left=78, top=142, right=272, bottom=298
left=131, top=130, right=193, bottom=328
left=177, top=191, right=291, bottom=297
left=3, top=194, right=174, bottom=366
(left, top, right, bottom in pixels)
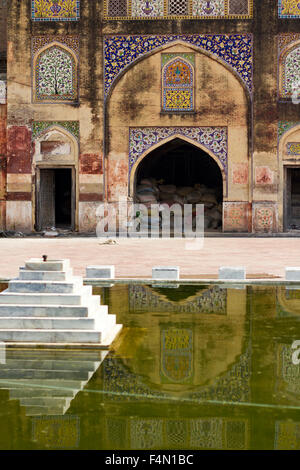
left=0, top=283, right=300, bottom=450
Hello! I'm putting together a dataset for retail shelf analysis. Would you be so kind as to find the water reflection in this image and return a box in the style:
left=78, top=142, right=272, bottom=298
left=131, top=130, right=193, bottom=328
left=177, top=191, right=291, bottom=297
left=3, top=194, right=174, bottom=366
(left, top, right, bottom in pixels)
left=0, top=284, right=300, bottom=449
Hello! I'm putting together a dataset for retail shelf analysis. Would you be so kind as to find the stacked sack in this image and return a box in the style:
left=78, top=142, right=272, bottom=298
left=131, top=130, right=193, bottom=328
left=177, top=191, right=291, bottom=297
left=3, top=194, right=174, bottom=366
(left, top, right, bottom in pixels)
left=135, top=179, right=222, bottom=230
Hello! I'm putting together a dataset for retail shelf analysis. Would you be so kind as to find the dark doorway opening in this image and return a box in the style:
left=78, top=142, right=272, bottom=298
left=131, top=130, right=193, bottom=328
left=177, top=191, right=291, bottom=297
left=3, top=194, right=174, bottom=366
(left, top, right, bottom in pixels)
left=37, top=168, right=74, bottom=231
left=286, top=167, right=300, bottom=230
left=135, top=138, right=223, bottom=231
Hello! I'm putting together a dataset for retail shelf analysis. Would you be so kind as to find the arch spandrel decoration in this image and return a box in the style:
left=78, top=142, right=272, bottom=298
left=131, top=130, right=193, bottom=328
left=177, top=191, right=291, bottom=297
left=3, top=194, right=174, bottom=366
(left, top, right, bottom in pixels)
left=104, top=0, right=253, bottom=19
left=162, top=55, right=194, bottom=111
left=32, top=36, right=79, bottom=103
left=129, top=127, right=228, bottom=195
left=104, top=34, right=253, bottom=100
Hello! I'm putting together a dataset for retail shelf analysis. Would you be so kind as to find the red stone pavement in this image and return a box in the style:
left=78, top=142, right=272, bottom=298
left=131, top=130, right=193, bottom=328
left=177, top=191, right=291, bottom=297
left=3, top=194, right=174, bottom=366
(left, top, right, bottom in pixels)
left=0, top=237, right=299, bottom=279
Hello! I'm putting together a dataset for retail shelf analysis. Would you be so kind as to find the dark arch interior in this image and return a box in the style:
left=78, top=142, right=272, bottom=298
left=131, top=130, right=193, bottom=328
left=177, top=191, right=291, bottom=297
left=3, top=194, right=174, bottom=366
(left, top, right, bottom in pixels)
left=135, top=138, right=223, bottom=231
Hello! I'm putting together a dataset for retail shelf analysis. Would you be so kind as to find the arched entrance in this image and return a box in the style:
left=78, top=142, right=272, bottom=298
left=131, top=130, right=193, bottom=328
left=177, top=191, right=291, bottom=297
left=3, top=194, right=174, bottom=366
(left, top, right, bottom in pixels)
left=133, top=138, right=223, bottom=231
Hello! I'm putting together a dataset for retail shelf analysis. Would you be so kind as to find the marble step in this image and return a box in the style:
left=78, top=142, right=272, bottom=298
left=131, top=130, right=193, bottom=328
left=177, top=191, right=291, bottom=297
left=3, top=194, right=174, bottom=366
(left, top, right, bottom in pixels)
left=0, top=288, right=93, bottom=306
left=19, top=268, right=73, bottom=281
left=0, top=317, right=98, bottom=330
left=25, top=405, right=68, bottom=416
left=8, top=279, right=83, bottom=294
left=19, top=397, right=73, bottom=407
left=25, top=259, right=70, bottom=272
left=9, top=388, right=76, bottom=398
left=0, top=379, right=84, bottom=388
left=0, top=368, right=94, bottom=380
left=4, top=350, right=107, bottom=362
left=1, top=359, right=101, bottom=370
left=0, top=329, right=104, bottom=343
left=0, top=304, right=107, bottom=317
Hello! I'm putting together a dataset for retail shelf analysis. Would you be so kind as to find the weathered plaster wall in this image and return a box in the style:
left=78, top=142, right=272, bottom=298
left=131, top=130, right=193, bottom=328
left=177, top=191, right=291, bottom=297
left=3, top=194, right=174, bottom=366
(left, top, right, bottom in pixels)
left=6, top=0, right=104, bottom=232
left=106, top=44, right=249, bottom=209
left=3, top=0, right=300, bottom=233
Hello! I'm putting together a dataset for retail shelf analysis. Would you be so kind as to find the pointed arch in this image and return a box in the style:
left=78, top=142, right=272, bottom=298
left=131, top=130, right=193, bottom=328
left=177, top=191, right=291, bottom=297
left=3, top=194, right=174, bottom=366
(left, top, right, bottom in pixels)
left=33, top=42, right=78, bottom=103
left=129, top=134, right=226, bottom=198
left=162, top=56, right=194, bottom=111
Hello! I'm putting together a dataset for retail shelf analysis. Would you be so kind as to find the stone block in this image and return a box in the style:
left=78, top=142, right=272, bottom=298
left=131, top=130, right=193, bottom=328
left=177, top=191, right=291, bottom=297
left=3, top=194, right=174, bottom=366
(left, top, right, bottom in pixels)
left=152, top=267, right=180, bottom=280
left=86, top=266, right=115, bottom=279
left=285, top=268, right=300, bottom=281
left=219, top=267, right=246, bottom=280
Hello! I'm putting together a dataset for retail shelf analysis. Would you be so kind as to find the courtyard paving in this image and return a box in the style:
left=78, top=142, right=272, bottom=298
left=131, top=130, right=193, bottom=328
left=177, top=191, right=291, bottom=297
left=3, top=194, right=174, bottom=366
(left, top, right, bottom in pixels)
left=0, top=237, right=299, bottom=280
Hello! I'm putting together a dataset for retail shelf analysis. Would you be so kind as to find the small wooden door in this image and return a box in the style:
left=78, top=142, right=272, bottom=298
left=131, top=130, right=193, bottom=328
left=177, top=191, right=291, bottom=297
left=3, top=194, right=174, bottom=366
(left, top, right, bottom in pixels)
left=36, top=169, right=55, bottom=231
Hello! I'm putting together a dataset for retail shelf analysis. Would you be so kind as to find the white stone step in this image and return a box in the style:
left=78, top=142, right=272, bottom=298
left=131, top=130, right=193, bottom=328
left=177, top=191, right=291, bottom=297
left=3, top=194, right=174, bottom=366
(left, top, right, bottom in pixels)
left=0, top=359, right=101, bottom=371
left=25, top=405, right=68, bottom=416
left=9, top=388, right=76, bottom=398
left=25, top=259, right=70, bottom=272
left=0, top=317, right=97, bottom=330
left=4, top=350, right=107, bottom=362
left=19, top=268, right=73, bottom=281
left=0, top=378, right=84, bottom=388
left=0, top=292, right=89, bottom=306
left=0, top=305, right=90, bottom=317
left=8, top=279, right=83, bottom=294
left=19, top=397, right=73, bottom=407
left=0, top=368, right=92, bottom=380
left=0, top=329, right=103, bottom=343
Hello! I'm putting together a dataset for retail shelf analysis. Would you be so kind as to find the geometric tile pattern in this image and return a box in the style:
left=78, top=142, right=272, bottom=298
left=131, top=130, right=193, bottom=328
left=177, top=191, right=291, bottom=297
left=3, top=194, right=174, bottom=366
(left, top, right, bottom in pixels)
left=104, top=34, right=253, bottom=98
left=223, top=202, right=250, bottom=232
left=162, top=56, right=194, bottom=111
left=129, top=126, right=228, bottom=178
left=32, top=121, right=80, bottom=140
left=287, top=142, right=300, bottom=155
left=279, top=0, right=300, bottom=18
left=32, top=0, right=80, bottom=21
left=32, top=36, right=80, bottom=57
left=104, top=0, right=253, bottom=19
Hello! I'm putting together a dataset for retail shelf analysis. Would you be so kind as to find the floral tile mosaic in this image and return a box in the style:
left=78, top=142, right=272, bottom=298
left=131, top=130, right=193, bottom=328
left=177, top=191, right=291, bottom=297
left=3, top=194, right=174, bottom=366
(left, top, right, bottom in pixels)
left=32, top=36, right=79, bottom=103
left=104, top=0, right=252, bottom=19
left=32, top=0, right=80, bottom=21
left=278, top=34, right=300, bottom=100
left=104, top=34, right=253, bottom=99
left=162, top=55, right=194, bottom=111
left=279, top=0, right=300, bottom=18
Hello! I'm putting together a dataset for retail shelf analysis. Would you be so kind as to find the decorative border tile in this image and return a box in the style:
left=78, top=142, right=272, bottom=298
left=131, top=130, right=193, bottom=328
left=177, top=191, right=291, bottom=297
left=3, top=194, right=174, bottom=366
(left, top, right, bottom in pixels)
left=32, top=0, right=80, bottom=21
left=129, top=126, right=228, bottom=194
left=104, top=34, right=253, bottom=99
left=104, top=0, right=253, bottom=20
left=32, top=121, right=79, bottom=140
left=279, top=0, right=300, bottom=18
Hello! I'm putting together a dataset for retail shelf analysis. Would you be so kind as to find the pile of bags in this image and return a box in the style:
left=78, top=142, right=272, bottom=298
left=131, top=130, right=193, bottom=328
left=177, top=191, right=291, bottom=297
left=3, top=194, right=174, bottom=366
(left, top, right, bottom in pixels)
left=135, top=178, right=222, bottom=230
